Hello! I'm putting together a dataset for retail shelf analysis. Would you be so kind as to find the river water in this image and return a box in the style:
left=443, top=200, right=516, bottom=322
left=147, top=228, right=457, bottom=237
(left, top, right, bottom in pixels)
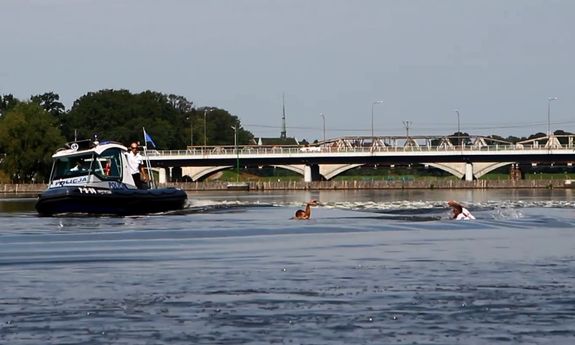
left=1, top=189, right=574, bottom=344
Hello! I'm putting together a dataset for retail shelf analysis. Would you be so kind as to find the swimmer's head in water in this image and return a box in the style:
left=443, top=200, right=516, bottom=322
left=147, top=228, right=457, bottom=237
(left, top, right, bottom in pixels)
left=448, top=201, right=463, bottom=218
left=295, top=209, right=307, bottom=219
left=293, top=199, right=318, bottom=220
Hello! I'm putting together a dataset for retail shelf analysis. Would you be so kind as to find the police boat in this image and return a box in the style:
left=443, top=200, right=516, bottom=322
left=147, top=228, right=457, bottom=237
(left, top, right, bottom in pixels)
left=35, top=140, right=188, bottom=216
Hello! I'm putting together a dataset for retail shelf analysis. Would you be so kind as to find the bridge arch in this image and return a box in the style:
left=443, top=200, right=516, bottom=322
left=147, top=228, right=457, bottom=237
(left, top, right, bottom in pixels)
left=275, top=164, right=365, bottom=181
left=272, top=165, right=305, bottom=176
left=426, top=162, right=514, bottom=180
left=180, top=162, right=516, bottom=182
left=472, top=162, right=514, bottom=178
left=181, top=165, right=310, bottom=181
left=182, top=166, right=233, bottom=181
left=319, top=164, right=364, bottom=180
left=426, top=163, right=466, bottom=179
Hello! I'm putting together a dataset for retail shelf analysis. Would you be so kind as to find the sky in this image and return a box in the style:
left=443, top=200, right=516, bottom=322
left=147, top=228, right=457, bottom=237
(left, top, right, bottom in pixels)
left=2, top=0, right=575, bottom=141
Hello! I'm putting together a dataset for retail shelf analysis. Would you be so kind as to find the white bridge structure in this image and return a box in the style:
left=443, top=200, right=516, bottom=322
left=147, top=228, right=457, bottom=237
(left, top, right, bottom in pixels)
left=146, top=134, right=575, bottom=183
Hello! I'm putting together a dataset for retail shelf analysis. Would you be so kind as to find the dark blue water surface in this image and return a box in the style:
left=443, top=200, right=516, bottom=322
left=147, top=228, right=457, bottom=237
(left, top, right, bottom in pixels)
left=1, top=190, right=574, bottom=344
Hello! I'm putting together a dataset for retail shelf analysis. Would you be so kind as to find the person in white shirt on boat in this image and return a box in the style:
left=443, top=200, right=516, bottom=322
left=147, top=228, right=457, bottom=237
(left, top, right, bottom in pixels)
left=126, top=142, right=147, bottom=189
left=448, top=200, right=475, bottom=220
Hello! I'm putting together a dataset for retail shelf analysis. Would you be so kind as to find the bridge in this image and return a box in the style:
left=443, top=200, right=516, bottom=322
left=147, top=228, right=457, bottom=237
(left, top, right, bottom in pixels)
left=145, top=134, right=575, bottom=182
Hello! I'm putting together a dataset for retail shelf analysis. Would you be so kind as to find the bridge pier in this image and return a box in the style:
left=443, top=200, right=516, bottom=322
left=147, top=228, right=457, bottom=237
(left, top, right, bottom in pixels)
left=510, top=163, right=523, bottom=180
left=465, top=162, right=473, bottom=181
left=304, top=164, right=321, bottom=182
left=158, top=167, right=168, bottom=183
left=145, top=167, right=169, bottom=183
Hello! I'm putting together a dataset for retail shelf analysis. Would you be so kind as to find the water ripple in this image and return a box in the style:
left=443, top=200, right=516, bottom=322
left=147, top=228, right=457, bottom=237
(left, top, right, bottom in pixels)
left=1, top=193, right=574, bottom=344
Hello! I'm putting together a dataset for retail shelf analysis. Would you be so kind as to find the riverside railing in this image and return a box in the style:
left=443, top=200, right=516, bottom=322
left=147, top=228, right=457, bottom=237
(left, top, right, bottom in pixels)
left=147, top=143, right=575, bottom=157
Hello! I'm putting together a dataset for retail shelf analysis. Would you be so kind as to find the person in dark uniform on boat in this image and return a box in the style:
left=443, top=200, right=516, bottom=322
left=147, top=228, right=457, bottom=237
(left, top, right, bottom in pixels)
left=294, top=199, right=319, bottom=220
left=126, top=142, right=147, bottom=189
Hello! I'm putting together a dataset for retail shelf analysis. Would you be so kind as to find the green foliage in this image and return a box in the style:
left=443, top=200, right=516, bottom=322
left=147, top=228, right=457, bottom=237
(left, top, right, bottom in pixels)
left=0, top=169, right=9, bottom=183
left=202, top=108, right=254, bottom=145
left=0, top=95, right=21, bottom=157
left=504, top=135, right=522, bottom=143
left=31, top=92, right=65, bottom=120
left=3, top=87, right=575, bottom=183
left=0, top=94, right=19, bottom=114
left=219, top=169, right=301, bottom=182
left=0, top=89, right=258, bottom=181
left=527, top=132, right=546, bottom=140
left=486, top=134, right=506, bottom=142
left=63, top=90, right=254, bottom=148
left=554, top=130, right=574, bottom=145
left=64, top=89, right=177, bottom=145
left=430, top=132, right=472, bottom=146
left=526, top=172, right=575, bottom=180
left=0, top=102, right=65, bottom=182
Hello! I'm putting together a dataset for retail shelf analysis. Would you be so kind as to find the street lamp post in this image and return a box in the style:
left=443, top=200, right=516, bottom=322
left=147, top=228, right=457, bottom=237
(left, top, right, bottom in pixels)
left=231, top=124, right=239, bottom=182
left=371, top=100, right=384, bottom=142
left=203, top=109, right=210, bottom=147
left=455, top=109, right=461, bottom=145
left=402, top=121, right=412, bottom=138
left=320, top=112, right=326, bottom=142
left=186, top=116, right=194, bottom=147
left=547, top=97, right=558, bottom=137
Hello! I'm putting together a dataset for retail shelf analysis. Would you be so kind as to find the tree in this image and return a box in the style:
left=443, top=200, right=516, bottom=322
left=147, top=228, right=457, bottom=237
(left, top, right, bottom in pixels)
left=64, top=89, right=139, bottom=143
left=0, top=102, right=65, bottom=182
left=167, top=94, right=194, bottom=113
left=526, top=132, right=546, bottom=140
left=554, top=129, right=574, bottom=145
left=486, top=134, right=506, bottom=142
left=31, top=91, right=66, bottom=124
left=0, top=94, right=19, bottom=116
left=504, top=136, right=523, bottom=144
left=202, top=108, right=254, bottom=145
left=64, top=89, right=192, bottom=148
left=451, top=131, right=472, bottom=145
left=431, top=132, right=471, bottom=146
left=64, top=89, right=254, bottom=149
left=0, top=94, right=21, bottom=158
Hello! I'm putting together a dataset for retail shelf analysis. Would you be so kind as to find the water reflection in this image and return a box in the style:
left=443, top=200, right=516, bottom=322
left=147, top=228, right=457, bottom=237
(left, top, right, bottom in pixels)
left=0, top=197, right=36, bottom=213
left=0, top=189, right=574, bottom=215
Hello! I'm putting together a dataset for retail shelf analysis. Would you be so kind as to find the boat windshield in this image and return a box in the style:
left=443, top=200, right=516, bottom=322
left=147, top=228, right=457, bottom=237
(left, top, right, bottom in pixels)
left=51, top=148, right=124, bottom=181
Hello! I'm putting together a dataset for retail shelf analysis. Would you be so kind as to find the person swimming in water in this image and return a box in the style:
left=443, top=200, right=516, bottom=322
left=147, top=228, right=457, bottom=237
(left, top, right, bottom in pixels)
left=294, top=199, right=319, bottom=220
left=448, top=200, right=475, bottom=220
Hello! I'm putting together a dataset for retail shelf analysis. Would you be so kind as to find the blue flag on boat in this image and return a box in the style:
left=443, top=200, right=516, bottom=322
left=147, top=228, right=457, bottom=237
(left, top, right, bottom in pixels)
left=143, top=128, right=157, bottom=148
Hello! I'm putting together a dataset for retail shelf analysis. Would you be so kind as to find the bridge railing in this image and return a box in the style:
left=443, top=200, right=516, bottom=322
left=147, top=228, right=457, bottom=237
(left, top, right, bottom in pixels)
left=146, top=142, right=574, bottom=157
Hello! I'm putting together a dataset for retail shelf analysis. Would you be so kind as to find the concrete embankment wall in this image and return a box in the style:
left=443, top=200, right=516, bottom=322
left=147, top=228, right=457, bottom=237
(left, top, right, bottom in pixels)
left=170, top=179, right=569, bottom=191
left=0, top=180, right=570, bottom=194
left=1, top=184, right=46, bottom=194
